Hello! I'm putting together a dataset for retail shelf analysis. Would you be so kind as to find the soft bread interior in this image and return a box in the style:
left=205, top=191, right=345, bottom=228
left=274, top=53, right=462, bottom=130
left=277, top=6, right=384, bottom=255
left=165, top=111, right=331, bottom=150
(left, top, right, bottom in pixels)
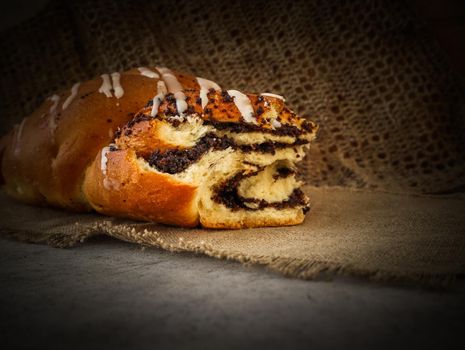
left=161, top=116, right=306, bottom=146
left=125, top=114, right=313, bottom=228
left=117, top=115, right=310, bottom=152
left=159, top=116, right=213, bottom=147
left=237, top=161, right=301, bottom=203
left=194, top=151, right=308, bottom=229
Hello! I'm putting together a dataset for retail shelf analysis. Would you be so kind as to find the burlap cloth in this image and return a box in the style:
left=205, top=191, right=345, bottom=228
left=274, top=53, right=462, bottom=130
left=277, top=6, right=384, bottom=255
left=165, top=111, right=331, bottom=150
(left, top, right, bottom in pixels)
left=1, top=187, right=465, bottom=286
left=1, top=0, right=465, bottom=286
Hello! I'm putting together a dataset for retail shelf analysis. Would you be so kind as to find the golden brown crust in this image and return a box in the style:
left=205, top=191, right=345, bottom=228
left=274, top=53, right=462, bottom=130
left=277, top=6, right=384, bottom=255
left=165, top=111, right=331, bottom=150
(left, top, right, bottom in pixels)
left=115, top=119, right=189, bottom=157
left=1, top=69, right=161, bottom=209
left=200, top=211, right=305, bottom=229
left=1, top=66, right=317, bottom=228
left=83, top=148, right=199, bottom=227
left=139, top=89, right=316, bottom=131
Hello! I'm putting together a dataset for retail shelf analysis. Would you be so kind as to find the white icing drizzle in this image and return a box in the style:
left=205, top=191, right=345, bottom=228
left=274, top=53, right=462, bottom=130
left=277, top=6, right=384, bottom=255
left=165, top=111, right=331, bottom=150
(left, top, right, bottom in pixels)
left=98, top=74, right=113, bottom=97
left=199, top=89, right=209, bottom=110
left=48, top=94, right=60, bottom=131
left=98, top=73, right=124, bottom=98
left=271, top=119, right=282, bottom=128
left=14, top=118, right=27, bottom=157
left=261, top=92, right=285, bottom=101
left=174, top=91, right=188, bottom=114
left=155, top=66, right=173, bottom=76
left=196, top=77, right=221, bottom=109
left=150, top=80, right=168, bottom=117
left=157, top=80, right=168, bottom=94
left=62, top=83, right=81, bottom=110
left=227, top=90, right=257, bottom=124
left=156, top=67, right=183, bottom=92
left=49, top=94, right=60, bottom=114
left=138, top=67, right=160, bottom=79
left=100, top=146, right=111, bottom=175
left=111, top=72, right=124, bottom=99
left=155, top=67, right=187, bottom=115
left=150, top=94, right=164, bottom=117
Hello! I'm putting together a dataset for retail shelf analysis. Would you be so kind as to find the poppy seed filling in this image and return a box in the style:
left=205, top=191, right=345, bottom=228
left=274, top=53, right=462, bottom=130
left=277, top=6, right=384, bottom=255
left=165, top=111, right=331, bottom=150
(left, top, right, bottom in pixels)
left=144, top=133, right=309, bottom=212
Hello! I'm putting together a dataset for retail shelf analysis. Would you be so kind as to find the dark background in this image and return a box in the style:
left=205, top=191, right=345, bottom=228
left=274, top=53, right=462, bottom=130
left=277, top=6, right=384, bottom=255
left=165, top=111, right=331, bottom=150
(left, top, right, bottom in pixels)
left=1, top=0, right=463, bottom=74
left=1, top=1, right=464, bottom=349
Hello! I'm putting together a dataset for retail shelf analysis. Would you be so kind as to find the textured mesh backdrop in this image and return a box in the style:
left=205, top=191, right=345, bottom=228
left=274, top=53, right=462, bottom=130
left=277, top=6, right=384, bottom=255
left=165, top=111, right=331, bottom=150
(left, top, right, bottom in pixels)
left=1, top=0, right=465, bottom=285
left=1, top=0, right=464, bottom=193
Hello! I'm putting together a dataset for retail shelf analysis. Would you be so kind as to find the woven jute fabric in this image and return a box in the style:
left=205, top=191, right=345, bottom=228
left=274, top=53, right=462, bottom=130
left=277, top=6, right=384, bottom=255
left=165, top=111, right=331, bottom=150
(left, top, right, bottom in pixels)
left=1, top=187, right=465, bottom=286
left=1, top=0, right=465, bottom=285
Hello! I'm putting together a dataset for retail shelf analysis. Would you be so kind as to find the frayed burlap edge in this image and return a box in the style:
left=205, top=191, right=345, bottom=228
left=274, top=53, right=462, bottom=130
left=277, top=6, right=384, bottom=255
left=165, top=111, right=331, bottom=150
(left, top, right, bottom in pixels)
left=2, top=221, right=453, bottom=288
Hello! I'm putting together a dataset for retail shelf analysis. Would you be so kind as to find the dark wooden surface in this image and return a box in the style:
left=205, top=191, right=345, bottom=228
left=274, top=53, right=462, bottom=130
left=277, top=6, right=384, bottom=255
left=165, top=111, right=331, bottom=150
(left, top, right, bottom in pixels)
left=1, top=236, right=464, bottom=349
